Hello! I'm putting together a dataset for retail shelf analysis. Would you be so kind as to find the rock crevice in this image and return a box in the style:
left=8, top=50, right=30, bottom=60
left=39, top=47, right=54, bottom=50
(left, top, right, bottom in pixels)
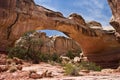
left=7, top=13, right=19, bottom=39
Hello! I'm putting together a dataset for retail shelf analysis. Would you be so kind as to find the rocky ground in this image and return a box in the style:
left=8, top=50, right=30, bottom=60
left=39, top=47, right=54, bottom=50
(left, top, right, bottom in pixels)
left=0, top=53, right=120, bottom=80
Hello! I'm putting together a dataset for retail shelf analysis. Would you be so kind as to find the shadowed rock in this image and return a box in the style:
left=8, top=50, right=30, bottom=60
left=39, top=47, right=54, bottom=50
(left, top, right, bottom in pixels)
left=108, top=0, right=120, bottom=30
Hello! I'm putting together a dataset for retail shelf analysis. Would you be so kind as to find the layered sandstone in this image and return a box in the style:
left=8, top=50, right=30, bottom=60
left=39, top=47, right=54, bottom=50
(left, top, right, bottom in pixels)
left=16, top=32, right=81, bottom=55
left=0, top=0, right=120, bottom=68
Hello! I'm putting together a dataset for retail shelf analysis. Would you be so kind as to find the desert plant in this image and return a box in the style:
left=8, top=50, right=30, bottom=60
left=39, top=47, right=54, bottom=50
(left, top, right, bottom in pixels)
left=7, top=31, right=44, bottom=63
left=50, top=53, right=61, bottom=63
left=63, top=61, right=101, bottom=76
left=8, top=31, right=81, bottom=64
left=75, top=49, right=82, bottom=56
left=7, top=46, right=27, bottom=59
left=66, top=50, right=81, bottom=59
left=39, top=53, right=51, bottom=62
left=38, top=53, right=61, bottom=63
left=78, top=61, right=102, bottom=71
left=23, top=30, right=35, bottom=37
left=66, top=50, right=75, bottom=59
left=63, top=63, right=79, bottom=76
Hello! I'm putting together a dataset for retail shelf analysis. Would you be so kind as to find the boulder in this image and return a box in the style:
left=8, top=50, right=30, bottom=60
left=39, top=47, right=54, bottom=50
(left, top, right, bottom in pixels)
left=29, top=73, right=42, bottom=79
left=73, top=57, right=80, bottom=63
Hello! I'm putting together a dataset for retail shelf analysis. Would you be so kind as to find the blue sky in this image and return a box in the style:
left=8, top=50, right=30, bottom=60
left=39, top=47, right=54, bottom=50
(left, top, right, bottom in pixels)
left=34, top=0, right=112, bottom=36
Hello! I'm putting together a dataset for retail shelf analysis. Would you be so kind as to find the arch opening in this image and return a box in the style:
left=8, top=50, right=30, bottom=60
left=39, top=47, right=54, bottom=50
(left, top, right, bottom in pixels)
left=14, top=29, right=82, bottom=57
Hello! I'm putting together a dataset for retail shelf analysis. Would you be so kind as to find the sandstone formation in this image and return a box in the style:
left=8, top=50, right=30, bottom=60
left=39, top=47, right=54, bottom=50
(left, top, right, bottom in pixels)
left=87, top=21, right=103, bottom=30
left=108, top=0, right=120, bottom=34
left=0, top=0, right=120, bottom=68
left=16, top=31, right=81, bottom=55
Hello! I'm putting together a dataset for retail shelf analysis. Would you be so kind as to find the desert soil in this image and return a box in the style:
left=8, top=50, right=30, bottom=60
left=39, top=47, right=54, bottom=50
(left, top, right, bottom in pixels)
left=0, top=53, right=120, bottom=80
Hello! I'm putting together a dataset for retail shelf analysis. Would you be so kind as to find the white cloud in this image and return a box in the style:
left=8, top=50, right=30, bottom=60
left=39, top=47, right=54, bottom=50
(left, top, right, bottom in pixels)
left=73, top=0, right=104, bottom=9
left=35, top=0, right=111, bottom=26
left=73, top=0, right=110, bottom=26
left=91, top=0, right=104, bottom=9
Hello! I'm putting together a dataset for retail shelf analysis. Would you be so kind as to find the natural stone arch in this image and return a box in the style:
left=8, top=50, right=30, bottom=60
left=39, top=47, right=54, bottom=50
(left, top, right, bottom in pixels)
left=0, top=0, right=120, bottom=68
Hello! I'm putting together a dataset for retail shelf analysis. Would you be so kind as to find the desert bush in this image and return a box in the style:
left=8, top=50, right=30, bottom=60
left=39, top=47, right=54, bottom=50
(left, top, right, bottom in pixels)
left=66, top=50, right=74, bottom=59
left=7, top=31, right=61, bottom=63
left=7, top=46, right=41, bottom=64
left=7, top=31, right=44, bottom=63
left=63, top=61, right=101, bottom=76
left=38, top=53, right=51, bottom=62
left=63, top=63, right=79, bottom=76
left=7, top=46, right=27, bottom=59
left=66, top=49, right=81, bottom=59
left=79, top=61, right=101, bottom=71
left=7, top=47, right=61, bottom=63
left=38, top=53, right=61, bottom=63
left=50, top=53, right=61, bottom=63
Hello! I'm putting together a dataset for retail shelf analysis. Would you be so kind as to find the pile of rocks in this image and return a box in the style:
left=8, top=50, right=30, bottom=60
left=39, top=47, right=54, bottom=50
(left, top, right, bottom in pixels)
left=0, top=56, right=23, bottom=73
left=29, top=70, right=53, bottom=79
left=60, top=53, right=88, bottom=64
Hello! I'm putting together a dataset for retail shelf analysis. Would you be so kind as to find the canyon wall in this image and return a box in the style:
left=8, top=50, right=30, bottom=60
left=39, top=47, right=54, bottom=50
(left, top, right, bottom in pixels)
left=0, top=0, right=120, bottom=68
left=15, top=32, right=81, bottom=55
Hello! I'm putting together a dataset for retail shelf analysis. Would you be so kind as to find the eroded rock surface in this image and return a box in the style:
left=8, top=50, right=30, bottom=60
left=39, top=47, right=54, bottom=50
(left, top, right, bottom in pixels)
left=0, top=0, right=120, bottom=68
left=108, top=0, right=120, bottom=33
left=16, top=32, right=81, bottom=55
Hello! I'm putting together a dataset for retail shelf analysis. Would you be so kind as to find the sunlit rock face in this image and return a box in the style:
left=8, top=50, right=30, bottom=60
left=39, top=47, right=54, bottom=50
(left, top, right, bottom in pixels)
left=51, top=36, right=81, bottom=55
left=0, top=0, right=120, bottom=68
left=87, top=21, right=103, bottom=30
left=16, top=32, right=81, bottom=55
left=0, top=0, right=17, bottom=50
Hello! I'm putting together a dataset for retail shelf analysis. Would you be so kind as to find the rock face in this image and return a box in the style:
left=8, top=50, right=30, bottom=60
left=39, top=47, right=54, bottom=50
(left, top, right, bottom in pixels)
left=108, top=0, right=120, bottom=34
left=0, top=0, right=120, bottom=68
left=16, top=32, right=81, bottom=55
left=87, top=21, right=103, bottom=30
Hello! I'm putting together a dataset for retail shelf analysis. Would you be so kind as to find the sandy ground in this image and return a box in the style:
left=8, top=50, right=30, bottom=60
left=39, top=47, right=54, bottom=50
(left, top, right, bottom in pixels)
left=0, top=54, right=120, bottom=80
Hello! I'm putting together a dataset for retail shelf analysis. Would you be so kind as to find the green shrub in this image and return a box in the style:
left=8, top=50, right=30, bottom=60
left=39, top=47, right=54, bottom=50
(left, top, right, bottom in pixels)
left=66, top=50, right=81, bottom=59
left=66, top=50, right=75, bottom=59
left=7, top=31, right=44, bottom=63
left=63, top=61, right=101, bottom=76
left=63, top=63, right=79, bottom=76
left=7, top=46, right=61, bottom=63
left=79, top=61, right=101, bottom=71
left=38, top=53, right=61, bottom=63
left=75, top=49, right=82, bottom=56
left=7, top=46, right=41, bottom=64
left=8, top=31, right=82, bottom=64
left=23, top=30, right=35, bottom=37
left=38, top=53, right=50, bottom=62
left=7, top=46, right=27, bottom=59
left=50, top=53, right=61, bottom=63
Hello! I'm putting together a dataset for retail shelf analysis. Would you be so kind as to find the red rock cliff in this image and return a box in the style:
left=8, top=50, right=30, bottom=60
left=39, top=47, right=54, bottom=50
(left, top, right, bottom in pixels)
left=0, top=0, right=120, bottom=68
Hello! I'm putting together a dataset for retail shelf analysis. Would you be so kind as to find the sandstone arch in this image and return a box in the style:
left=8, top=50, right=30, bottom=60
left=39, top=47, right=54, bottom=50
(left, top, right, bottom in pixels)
left=0, top=0, right=120, bottom=68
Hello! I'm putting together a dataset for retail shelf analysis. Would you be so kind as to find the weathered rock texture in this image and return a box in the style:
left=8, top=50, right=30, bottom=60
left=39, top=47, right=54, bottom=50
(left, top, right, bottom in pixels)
left=108, top=0, right=120, bottom=33
left=16, top=32, right=81, bottom=55
left=0, top=0, right=120, bottom=68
